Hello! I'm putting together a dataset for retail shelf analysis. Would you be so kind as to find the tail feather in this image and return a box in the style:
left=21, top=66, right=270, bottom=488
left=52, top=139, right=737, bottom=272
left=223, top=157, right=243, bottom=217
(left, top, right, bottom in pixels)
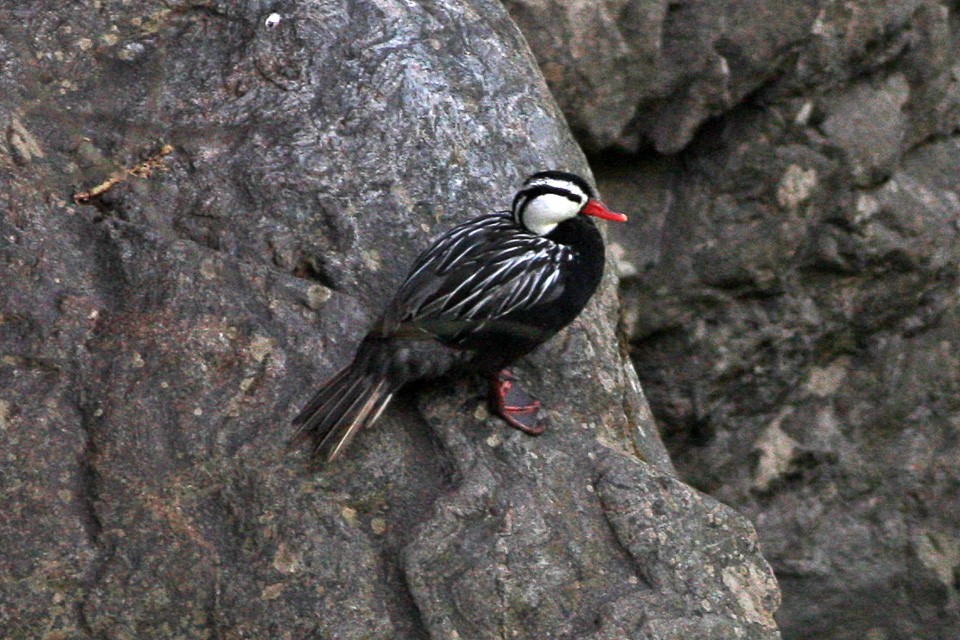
left=292, top=363, right=396, bottom=462
left=325, top=379, right=392, bottom=461
left=307, top=372, right=371, bottom=437
left=310, top=374, right=379, bottom=454
left=291, top=365, right=351, bottom=427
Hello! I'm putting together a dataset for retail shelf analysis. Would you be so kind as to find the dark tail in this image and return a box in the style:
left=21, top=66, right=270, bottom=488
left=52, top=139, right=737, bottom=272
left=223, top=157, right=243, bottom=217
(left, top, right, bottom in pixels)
left=291, top=359, right=396, bottom=462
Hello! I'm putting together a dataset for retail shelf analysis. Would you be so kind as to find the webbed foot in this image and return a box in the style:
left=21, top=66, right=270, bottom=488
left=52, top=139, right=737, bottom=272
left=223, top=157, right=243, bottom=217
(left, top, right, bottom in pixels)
left=489, top=369, right=545, bottom=435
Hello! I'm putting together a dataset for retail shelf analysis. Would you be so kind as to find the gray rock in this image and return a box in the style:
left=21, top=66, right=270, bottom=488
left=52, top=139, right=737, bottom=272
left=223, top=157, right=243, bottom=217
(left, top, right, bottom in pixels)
left=0, top=1, right=778, bottom=638
left=597, top=3, right=960, bottom=637
left=503, top=0, right=823, bottom=153
left=820, top=74, right=910, bottom=187
left=505, top=0, right=960, bottom=156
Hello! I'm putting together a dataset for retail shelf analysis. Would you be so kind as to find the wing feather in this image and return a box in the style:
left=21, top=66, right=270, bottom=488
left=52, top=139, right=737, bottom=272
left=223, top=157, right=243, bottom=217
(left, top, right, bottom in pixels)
left=384, top=212, right=570, bottom=344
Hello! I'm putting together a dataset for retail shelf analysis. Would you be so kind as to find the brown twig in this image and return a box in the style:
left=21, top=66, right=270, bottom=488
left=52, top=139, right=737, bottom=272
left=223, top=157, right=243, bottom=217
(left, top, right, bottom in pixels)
left=73, top=144, right=175, bottom=204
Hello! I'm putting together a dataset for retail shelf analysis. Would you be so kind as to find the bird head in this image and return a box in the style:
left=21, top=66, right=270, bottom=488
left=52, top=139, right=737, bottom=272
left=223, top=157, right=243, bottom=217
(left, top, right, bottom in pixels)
left=512, top=170, right=627, bottom=236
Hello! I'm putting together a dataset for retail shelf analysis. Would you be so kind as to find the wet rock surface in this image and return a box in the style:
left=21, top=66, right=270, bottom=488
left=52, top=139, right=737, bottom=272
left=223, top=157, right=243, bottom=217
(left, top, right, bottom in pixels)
left=0, top=1, right=778, bottom=638
left=508, top=1, right=960, bottom=638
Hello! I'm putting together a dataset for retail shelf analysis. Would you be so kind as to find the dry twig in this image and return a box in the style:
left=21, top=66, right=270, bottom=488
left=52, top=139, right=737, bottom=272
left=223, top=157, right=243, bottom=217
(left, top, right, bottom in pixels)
left=73, top=144, right=174, bottom=203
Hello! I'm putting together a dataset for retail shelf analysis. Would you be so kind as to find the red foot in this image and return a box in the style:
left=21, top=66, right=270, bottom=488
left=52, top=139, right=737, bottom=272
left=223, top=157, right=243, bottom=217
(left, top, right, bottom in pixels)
left=489, top=370, right=545, bottom=435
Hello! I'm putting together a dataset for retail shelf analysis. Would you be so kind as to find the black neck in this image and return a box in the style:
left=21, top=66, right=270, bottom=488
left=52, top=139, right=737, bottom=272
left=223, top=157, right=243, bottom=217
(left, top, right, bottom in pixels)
left=507, top=214, right=605, bottom=338
left=548, top=215, right=605, bottom=295
left=547, top=215, right=602, bottom=253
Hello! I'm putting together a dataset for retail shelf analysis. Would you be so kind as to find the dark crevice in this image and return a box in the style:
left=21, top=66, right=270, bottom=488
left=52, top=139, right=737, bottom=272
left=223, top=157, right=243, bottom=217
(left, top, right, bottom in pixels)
left=292, top=254, right=343, bottom=292
left=74, top=380, right=108, bottom=640
left=593, top=468, right=656, bottom=592
left=371, top=393, right=457, bottom=638
left=83, top=223, right=132, bottom=311
left=381, top=546, right=434, bottom=640
left=169, top=2, right=243, bottom=23
left=75, top=403, right=104, bottom=544
left=76, top=601, right=103, bottom=640
left=80, top=207, right=344, bottom=306
left=392, top=387, right=461, bottom=524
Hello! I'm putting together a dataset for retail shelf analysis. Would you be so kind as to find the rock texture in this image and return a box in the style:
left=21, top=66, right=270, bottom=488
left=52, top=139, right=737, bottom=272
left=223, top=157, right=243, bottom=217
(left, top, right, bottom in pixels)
left=503, top=0, right=960, bottom=638
left=0, top=1, right=779, bottom=639
left=504, top=0, right=960, bottom=157
left=503, top=0, right=825, bottom=153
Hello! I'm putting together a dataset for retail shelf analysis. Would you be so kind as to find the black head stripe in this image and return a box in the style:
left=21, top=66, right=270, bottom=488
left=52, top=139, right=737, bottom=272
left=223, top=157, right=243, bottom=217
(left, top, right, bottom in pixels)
left=523, top=170, right=595, bottom=200
left=521, top=184, right=583, bottom=203
left=511, top=192, right=529, bottom=222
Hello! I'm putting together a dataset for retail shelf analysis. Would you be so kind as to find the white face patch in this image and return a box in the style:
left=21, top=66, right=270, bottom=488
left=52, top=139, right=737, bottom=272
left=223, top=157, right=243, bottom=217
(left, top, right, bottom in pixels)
left=514, top=176, right=590, bottom=235
left=522, top=192, right=584, bottom=236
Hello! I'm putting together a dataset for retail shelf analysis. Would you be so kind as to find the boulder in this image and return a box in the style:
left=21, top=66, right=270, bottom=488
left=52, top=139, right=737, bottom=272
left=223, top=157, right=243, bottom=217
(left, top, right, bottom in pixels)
left=504, top=0, right=952, bottom=155
left=503, top=0, right=822, bottom=152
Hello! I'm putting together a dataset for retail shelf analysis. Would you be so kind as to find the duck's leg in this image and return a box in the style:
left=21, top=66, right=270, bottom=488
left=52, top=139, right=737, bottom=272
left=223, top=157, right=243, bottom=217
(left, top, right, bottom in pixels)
left=488, top=369, right=545, bottom=435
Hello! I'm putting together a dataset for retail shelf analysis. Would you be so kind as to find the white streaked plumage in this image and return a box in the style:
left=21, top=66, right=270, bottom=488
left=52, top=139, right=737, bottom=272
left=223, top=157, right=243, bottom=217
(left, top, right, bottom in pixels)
left=388, top=212, right=572, bottom=342
left=388, top=175, right=595, bottom=340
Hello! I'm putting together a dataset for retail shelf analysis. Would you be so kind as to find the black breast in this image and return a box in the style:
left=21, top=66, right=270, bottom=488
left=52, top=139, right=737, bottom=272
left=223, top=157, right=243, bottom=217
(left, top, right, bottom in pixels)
left=540, top=215, right=606, bottom=330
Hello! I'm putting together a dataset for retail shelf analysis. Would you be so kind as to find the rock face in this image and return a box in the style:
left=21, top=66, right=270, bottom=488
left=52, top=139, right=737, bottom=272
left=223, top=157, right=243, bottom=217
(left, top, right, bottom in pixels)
left=503, top=0, right=824, bottom=153
left=0, top=1, right=779, bottom=639
left=503, top=0, right=960, bottom=638
left=607, top=127, right=960, bottom=640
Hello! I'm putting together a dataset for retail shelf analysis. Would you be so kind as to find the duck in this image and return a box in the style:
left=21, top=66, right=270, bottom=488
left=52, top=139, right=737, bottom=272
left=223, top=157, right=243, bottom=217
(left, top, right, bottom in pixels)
left=292, top=170, right=627, bottom=461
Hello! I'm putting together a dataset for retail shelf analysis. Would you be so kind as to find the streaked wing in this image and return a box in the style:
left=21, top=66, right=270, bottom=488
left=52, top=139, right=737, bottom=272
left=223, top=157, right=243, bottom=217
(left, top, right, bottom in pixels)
left=384, top=213, right=570, bottom=343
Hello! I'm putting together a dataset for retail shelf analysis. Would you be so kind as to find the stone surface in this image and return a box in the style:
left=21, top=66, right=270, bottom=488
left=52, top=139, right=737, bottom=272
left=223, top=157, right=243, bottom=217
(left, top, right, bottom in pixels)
left=503, top=0, right=823, bottom=153
left=582, top=2, right=960, bottom=638
left=504, top=0, right=958, bottom=156
left=0, top=1, right=778, bottom=639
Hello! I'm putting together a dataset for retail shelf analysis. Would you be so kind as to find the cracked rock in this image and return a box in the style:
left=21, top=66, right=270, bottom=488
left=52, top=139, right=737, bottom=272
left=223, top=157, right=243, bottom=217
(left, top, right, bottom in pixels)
left=0, top=1, right=779, bottom=639
left=596, top=4, right=960, bottom=638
